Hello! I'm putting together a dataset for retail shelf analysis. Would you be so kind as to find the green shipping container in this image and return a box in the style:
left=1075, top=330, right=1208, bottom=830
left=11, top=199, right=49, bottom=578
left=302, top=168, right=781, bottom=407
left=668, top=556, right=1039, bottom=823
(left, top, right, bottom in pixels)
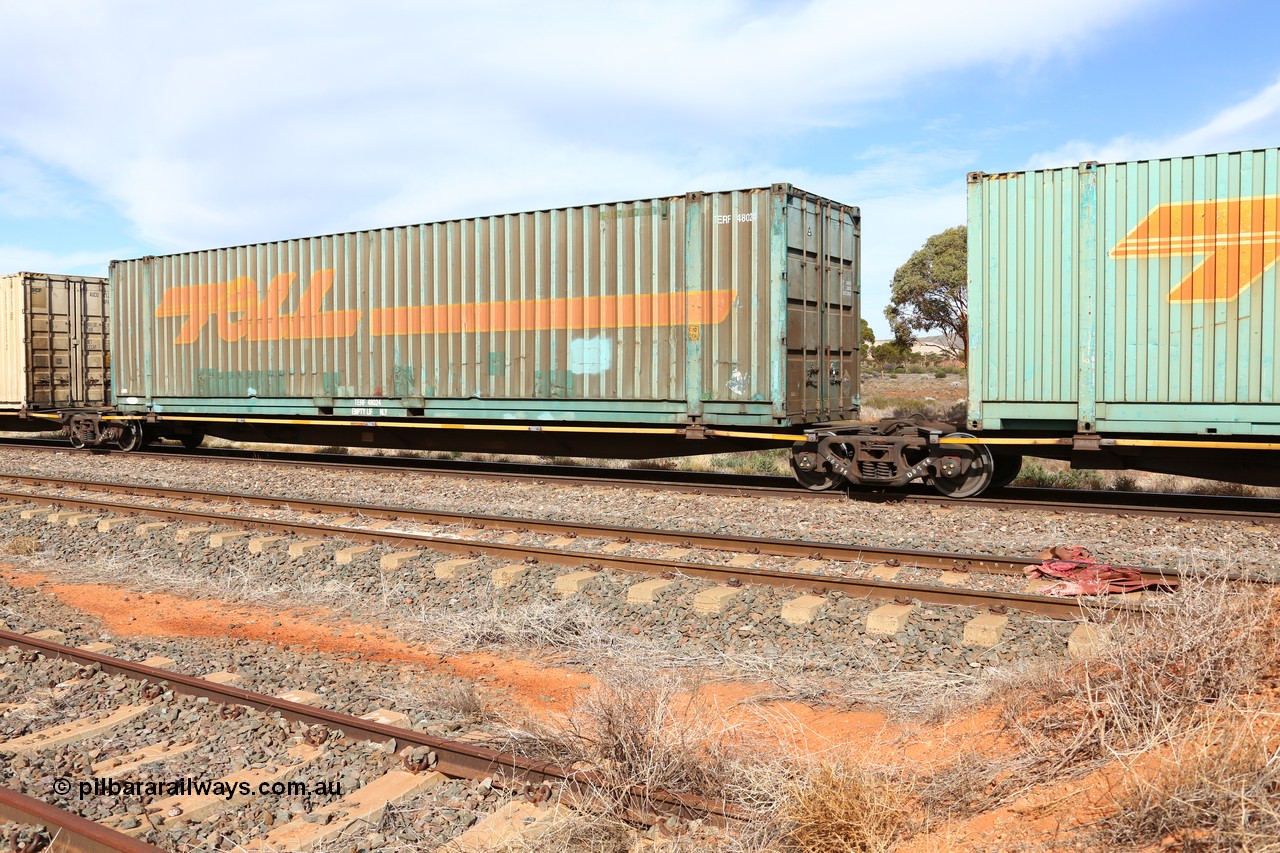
left=111, top=185, right=859, bottom=433
left=968, top=147, right=1280, bottom=436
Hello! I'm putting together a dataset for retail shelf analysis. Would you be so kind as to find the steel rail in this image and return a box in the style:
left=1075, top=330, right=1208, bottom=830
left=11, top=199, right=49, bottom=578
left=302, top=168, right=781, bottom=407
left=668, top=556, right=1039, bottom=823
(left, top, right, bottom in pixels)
left=0, top=487, right=1117, bottom=618
left=0, top=438, right=819, bottom=499
left=0, top=629, right=736, bottom=825
left=0, top=784, right=164, bottom=853
left=3, top=437, right=1279, bottom=524
left=0, top=473, right=1173, bottom=582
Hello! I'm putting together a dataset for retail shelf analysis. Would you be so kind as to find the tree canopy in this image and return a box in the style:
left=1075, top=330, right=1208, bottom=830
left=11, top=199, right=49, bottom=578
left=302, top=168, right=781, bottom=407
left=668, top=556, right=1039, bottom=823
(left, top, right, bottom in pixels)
left=884, top=225, right=967, bottom=358
left=859, top=318, right=875, bottom=358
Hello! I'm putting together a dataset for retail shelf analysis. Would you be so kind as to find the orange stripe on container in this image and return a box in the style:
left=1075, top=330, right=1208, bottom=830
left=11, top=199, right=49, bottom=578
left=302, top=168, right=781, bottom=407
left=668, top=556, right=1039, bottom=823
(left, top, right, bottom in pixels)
left=370, top=290, right=736, bottom=336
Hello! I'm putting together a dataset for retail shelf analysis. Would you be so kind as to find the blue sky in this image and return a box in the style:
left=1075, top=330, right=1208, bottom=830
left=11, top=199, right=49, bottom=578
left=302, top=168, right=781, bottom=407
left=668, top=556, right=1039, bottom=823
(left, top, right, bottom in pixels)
left=2, top=0, right=1279, bottom=335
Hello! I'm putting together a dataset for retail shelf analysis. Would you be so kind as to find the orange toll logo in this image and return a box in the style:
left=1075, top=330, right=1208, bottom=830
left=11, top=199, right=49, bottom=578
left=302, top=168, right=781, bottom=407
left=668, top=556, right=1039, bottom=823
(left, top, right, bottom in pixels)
left=154, top=269, right=737, bottom=344
left=154, top=271, right=360, bottom=344
left=1110, top=196, right=1280, bottom=302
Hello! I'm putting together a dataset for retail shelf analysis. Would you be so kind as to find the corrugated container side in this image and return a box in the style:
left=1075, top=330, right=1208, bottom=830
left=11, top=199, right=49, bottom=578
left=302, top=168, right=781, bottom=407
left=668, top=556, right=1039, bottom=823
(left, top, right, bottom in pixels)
left=0, top=276, right=25, bottom=408
left=112, top=186, right=859, bottom=427
left=0, top=273, right=109, bottom=410
left=968, top=148, right=1280, bottom=435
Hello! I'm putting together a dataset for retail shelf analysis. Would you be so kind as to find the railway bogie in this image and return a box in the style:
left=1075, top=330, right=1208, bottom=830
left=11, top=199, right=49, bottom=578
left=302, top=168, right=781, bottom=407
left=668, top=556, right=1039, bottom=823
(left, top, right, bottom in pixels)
left=790, top=420, right=1005, bottom=497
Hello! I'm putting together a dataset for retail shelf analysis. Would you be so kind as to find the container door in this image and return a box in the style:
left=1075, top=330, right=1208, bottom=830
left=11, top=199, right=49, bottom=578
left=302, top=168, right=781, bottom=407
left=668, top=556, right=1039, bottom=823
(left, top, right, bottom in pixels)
left=824, top=202, right=860, bottom=419
left=785, top=193, right=860, bottom=422
left=76, top=280, right=109, bottom=406
left=24, top=276, right=109, bottom=409
left=26, top=277, right=68, bottom=408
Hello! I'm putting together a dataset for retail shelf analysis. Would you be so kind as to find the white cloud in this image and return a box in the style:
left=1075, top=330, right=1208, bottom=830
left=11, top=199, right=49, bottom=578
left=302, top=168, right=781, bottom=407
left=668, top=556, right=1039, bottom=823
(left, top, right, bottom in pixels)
left=0, top=151, right=85, bottom=219
left=777, top=146, right=971, bottom=335
left=1028, top=75, right=1280, bottom=168
left=0, top=245, right=121, bottom=277
left=0, top=0, right=1160, bottom=250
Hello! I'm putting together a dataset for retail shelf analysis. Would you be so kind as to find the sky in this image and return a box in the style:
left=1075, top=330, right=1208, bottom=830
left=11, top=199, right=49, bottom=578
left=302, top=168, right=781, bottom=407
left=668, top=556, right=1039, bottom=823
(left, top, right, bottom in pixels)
left=3, top=0, right=1280, bottom=335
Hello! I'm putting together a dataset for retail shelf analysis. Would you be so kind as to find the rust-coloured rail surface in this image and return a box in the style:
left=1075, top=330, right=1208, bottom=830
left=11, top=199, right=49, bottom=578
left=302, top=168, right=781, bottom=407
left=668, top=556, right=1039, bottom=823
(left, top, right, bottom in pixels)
left=0, top=479, right=1135, bottom=618
left=0, top=785, right=164, bottom=853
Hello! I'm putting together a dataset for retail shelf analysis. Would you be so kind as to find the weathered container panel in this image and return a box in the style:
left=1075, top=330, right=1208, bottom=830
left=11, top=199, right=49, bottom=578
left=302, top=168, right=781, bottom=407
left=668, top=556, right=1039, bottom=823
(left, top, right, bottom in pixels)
left=968, top=148, right=1280, bottom=435
left=112, top=186, right=859, bottom=428
left=0, top=273, right=109, bottom=410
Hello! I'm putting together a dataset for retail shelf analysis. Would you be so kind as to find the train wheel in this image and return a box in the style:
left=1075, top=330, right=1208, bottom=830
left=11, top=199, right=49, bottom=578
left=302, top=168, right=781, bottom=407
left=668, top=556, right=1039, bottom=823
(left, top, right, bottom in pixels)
left=928, top=434, right=995, bottom=498
left=988, top=454, right=1023, bottom=490
left=180, top=433, right=205, bottom=450
left=792, top=464, right=841, bottom=491
left=790, top=451, right=841, bottom=491
left=68, top=432, right=86, bottom=449
left=116, top=422, right=144, bottom=452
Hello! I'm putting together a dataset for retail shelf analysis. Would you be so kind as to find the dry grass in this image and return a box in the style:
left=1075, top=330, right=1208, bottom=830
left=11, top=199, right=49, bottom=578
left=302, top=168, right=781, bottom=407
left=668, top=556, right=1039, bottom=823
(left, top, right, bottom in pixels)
left=914, top=748, right=1015, bottom=822
left=859, top=397, right=967, bottom=424
left=305, top=789, right=511, bottom=853
left=6, top=686, right=76, bottom=724
left=19, top=549, right=363, bottom=617
left=473, top=807, right=734, bottom=853
left=476, top=810, right=634, bottom=853
left=495, top=664, right=933, bottom=852
left=774, top=762, right=914, bottom=853
left=1007, top=456, right=1280, bottom=497
left=1093, top=716, right=1280, bottom=851
left=502, top=667, right=752, bottom=815
left=379, top=677, right=493, bottom=728
left=996, top=575, right=1278, bottom=801
left=1076, top=577, right=1274, bottom=749
left=414, top=599, right=611, bottom=654
left=1, top=535, right=40, bottom=555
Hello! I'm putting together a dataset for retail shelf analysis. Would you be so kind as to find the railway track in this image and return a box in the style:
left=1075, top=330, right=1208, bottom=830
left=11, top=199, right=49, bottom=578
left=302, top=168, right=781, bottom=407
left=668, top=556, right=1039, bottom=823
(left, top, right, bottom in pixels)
left=0, top=473, right=1176, bottom=620
left=0, top=474, right=1247, bottom=849
left=2, top=436, right=1278, bottom=525
left=0, top=627, right=725, bottom=852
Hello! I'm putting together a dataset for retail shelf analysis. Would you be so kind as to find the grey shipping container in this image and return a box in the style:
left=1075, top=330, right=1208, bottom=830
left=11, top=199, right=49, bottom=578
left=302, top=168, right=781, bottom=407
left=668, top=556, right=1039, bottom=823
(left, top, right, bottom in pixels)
left=0, top=273, right=109, bottom=410
left=111, top=185, right=860, bottom=436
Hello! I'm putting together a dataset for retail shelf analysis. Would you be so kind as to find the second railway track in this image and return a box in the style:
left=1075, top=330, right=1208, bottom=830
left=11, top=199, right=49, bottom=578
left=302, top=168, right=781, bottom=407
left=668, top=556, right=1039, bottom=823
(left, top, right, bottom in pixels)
left=0, top=627, right=730, bottom=852
left=0, top=473, right=1186, bottom=620
left=2, top=436, right=1279, bottom=525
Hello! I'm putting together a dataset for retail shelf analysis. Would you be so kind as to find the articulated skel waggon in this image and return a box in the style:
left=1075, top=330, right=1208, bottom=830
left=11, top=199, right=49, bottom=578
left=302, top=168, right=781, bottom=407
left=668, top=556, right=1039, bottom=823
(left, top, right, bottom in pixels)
left=12, top=186, right=981, bottom=485
left=5, top=148, right=1279, bottom=497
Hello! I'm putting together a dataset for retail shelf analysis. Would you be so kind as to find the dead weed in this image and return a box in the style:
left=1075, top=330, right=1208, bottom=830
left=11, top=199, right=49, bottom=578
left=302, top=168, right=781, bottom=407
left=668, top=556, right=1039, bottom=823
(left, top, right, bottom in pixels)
left=1003, top=572, right=1276, bottom=772
left=1, top=535, right=39, bottom=555
left=1093, top=717, right=1280, bottom=851
left=502, top=667, right=750, bottom=815
left=775, top=762, right=914, bottom=853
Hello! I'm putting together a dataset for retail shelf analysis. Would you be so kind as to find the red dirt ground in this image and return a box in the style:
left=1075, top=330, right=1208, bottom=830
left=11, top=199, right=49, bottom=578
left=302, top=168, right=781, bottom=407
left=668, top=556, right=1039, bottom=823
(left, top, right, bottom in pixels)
left=0, top=566, right=895, bottom=754
left=12, top=564, right=1267, bottom=849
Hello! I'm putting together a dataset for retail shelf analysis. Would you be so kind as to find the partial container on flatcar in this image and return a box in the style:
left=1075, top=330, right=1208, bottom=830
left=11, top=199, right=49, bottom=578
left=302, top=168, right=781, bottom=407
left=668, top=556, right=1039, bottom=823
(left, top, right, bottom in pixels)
left=0, top=273, right=109, bottom=413
left=110, top=185, right=860, bottom=454
left=967, top=147, right=1280, bottom=438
